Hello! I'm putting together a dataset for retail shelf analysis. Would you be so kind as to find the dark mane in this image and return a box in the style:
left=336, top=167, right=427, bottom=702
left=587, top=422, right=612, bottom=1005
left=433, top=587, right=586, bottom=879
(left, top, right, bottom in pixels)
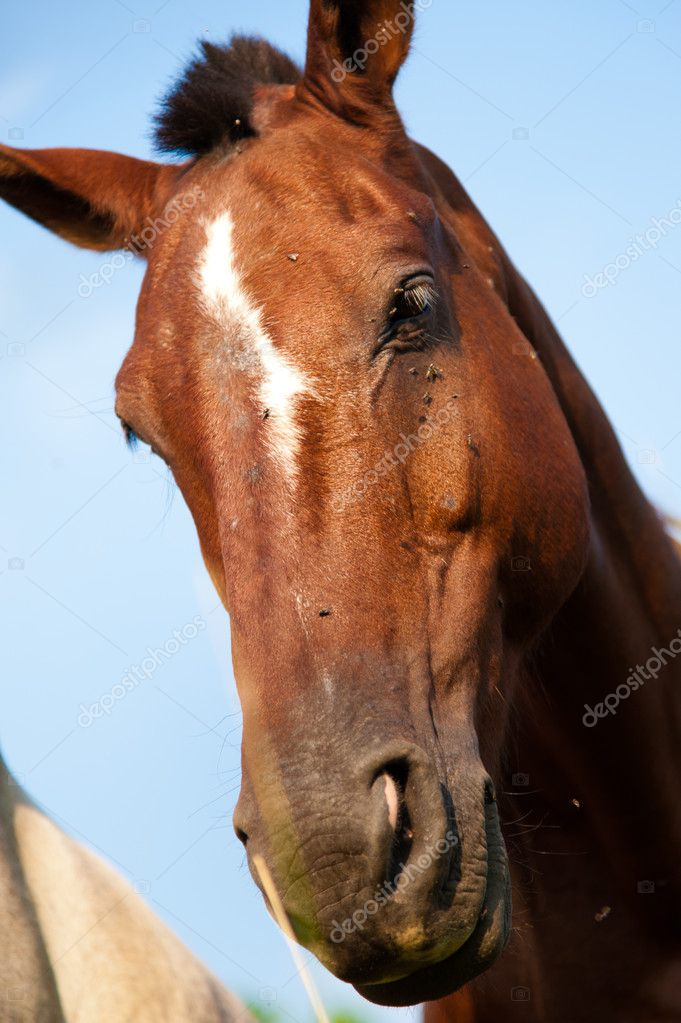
left=154, top=35, right=301, bottom=158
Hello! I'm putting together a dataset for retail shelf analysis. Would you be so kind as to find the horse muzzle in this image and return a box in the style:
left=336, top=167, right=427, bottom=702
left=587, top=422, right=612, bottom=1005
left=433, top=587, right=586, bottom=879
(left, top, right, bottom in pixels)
left=233, top=743, right=511, bottom=1005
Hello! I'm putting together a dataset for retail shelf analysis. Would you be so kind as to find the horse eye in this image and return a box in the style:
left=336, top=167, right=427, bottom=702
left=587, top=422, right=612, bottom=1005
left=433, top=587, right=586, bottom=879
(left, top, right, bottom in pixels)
left=120, top=420, right=139, bottom=448
left=118, top=418, right=166, bottom=462
left=390, top=276, right=435, bottom=326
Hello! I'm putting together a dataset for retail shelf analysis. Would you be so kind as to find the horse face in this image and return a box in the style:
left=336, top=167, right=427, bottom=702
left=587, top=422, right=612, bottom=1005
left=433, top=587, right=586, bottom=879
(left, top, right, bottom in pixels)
left=115, top=103, right=589, bottom=1011
left=1, top=0, right=590, bottom=1006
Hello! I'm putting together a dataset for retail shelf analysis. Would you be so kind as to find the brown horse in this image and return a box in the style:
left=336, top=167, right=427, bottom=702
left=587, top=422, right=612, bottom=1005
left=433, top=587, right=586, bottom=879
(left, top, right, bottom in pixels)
left=2, top=2, right=681, bottom=1019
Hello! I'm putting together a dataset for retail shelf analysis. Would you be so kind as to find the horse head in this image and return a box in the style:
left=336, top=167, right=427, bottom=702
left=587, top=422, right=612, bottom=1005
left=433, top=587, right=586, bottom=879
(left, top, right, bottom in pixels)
left=0, top=0, right=591, bottom=1005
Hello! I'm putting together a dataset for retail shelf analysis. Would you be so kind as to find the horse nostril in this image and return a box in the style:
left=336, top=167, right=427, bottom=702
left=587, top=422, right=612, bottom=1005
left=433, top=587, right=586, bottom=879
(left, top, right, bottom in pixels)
left=373, top=759, right=414, bottom=885
left=234, top=825, right=249, bottom=847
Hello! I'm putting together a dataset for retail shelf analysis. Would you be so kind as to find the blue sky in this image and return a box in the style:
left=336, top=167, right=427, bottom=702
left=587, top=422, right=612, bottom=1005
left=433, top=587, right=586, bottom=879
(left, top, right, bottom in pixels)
left=2, top=1, right=681, bottom=1020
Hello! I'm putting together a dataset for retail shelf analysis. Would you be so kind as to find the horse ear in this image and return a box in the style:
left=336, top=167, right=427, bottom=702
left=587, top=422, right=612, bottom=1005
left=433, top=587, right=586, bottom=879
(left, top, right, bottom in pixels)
left=0, top=145, right=178, bottom=253
left=301, top=0, right=416, bottom=113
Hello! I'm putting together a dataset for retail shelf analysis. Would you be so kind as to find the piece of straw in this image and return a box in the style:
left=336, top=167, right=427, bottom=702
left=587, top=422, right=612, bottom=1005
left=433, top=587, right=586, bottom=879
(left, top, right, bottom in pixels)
left=252, top=854, right=331, bottom=1023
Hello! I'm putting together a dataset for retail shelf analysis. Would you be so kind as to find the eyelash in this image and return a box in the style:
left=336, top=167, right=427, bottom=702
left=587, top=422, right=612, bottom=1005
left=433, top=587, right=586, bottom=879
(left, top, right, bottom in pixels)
left=120, top=420, right=164, bottom=462
left=121, top=422, right=139, bottom=449
left=390, top=279, right=436, bottom=325
left=375, top=275, right=437, bottom=354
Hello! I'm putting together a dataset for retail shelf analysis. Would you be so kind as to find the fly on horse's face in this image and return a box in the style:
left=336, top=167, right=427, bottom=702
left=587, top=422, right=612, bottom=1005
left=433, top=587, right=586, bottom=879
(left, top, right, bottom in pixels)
left=0, top=0, right=591, bottom=1007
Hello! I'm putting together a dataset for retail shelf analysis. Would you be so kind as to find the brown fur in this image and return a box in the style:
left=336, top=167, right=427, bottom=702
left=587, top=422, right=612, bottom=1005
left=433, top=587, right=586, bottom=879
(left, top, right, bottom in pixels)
left=2, top=1, right=680, bottom=1019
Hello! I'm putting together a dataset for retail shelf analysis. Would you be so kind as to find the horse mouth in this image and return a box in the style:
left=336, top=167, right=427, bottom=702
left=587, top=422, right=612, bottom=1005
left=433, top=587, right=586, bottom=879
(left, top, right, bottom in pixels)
left=354, top=902, right=510, bottom=1006
left=353, top=813, right=512, bottom=1007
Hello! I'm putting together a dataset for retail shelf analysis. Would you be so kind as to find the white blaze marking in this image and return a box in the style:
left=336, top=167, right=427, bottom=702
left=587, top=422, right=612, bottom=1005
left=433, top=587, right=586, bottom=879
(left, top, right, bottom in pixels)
left=198, top=211, right=309, bottom=477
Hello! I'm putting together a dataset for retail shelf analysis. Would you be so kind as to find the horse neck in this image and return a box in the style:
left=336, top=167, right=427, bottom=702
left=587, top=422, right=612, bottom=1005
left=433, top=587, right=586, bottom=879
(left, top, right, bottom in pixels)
left=0, top=755, right=21, bottom=839
left=0, top=758, right=66, bottom=1020
left=509, top=267, right=681, bottom=906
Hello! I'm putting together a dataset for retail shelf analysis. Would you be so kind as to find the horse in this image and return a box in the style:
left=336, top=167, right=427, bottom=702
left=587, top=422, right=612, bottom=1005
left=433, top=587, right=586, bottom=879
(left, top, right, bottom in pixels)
left=2, top=1, right=681, bottom=1019
left=0, top=755, right=251, bottom=1021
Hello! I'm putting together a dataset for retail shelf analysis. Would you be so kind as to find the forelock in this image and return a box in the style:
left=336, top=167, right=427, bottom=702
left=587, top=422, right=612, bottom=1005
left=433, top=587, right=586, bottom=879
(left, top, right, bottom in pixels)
left=154, top=35, right=301, bottom=158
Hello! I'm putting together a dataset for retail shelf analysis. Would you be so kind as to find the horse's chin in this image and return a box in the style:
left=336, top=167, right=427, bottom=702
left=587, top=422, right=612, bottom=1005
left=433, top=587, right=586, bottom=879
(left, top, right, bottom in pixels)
left=354, top=863, right=512, bottom=1008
